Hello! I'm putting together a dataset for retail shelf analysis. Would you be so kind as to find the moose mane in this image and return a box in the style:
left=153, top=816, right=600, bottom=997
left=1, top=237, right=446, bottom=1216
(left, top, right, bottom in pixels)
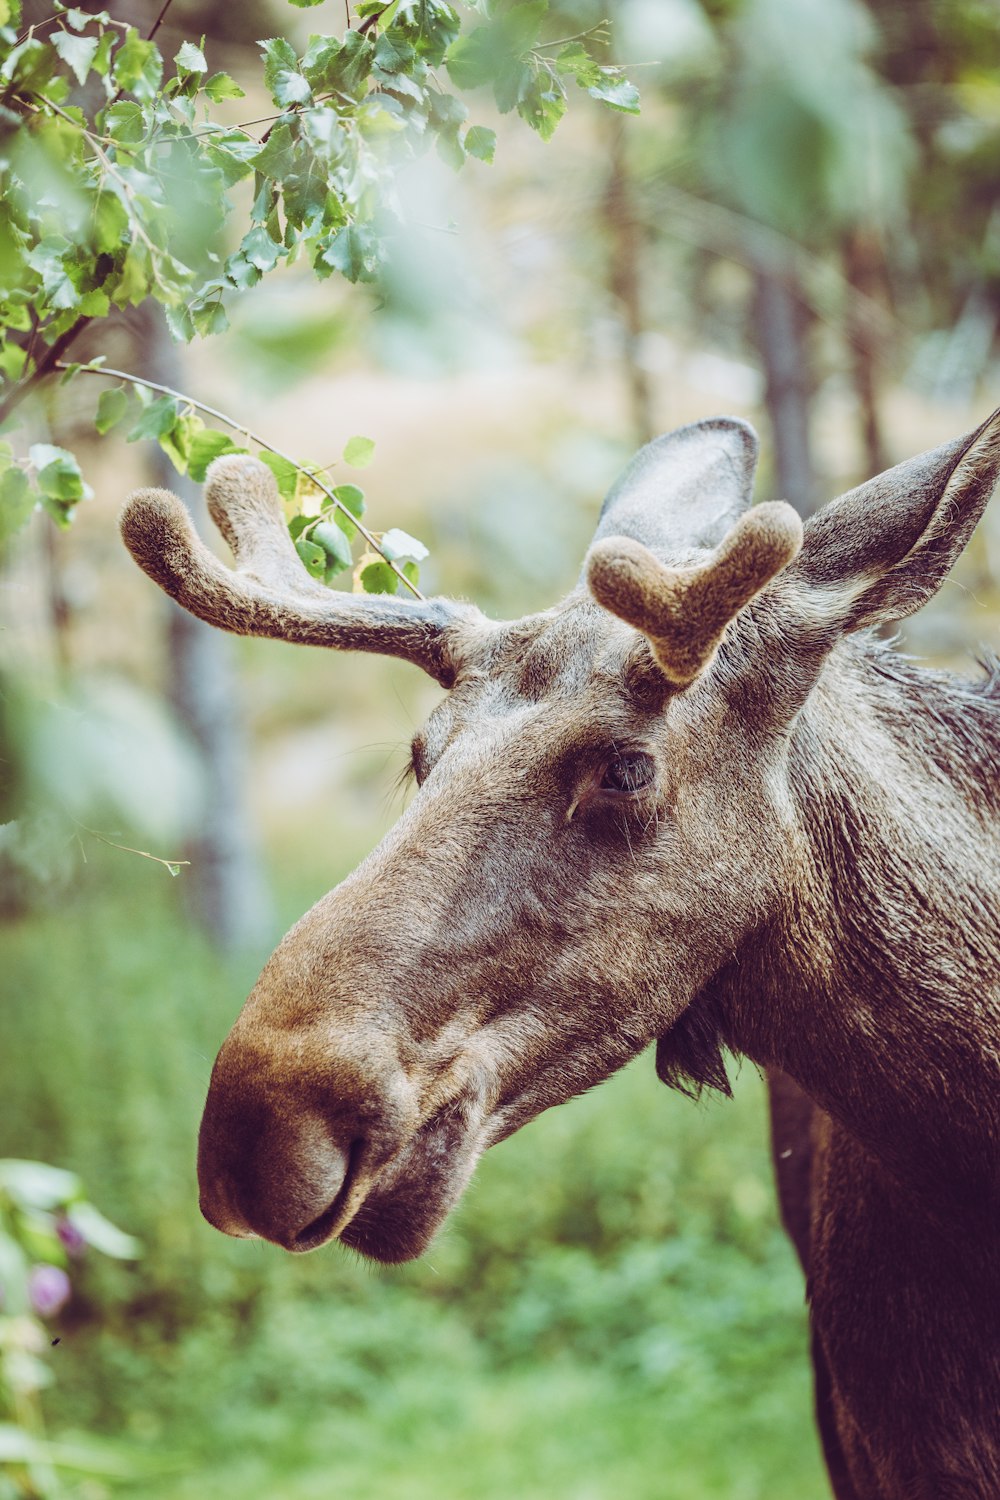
left=654, top=638, right=1000, bottom=1103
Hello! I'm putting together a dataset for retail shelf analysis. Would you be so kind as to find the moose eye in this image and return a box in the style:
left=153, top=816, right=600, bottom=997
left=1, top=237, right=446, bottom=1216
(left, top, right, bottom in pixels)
left=600, top=751, right=656, bottom=795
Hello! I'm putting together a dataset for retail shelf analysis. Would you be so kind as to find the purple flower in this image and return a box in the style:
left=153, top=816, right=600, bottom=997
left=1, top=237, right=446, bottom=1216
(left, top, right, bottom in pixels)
left=29, top=1264, right=71, bottom=1318
left=56, top=1215, right=87, bottom=1258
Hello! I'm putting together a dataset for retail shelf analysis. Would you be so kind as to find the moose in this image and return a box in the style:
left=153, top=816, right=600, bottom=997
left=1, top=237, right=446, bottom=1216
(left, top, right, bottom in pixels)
left=121, top=410, right=1000, bottom=1499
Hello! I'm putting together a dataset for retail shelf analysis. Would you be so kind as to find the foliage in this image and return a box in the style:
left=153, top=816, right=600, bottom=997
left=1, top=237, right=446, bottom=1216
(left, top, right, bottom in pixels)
left=0, top=0, right=638, bottom=590
left=0, top=1158, right=138, bottom=1497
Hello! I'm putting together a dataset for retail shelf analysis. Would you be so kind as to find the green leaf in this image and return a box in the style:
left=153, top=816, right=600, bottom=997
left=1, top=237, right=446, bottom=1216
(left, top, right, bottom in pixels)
left=65, top=1202, right=140, bottom=1260
left=51, top=29, right=99, bottom=86
left=1, top=38, right=55, bottom=93
left=518, top=71, right=566, bottom=140
left=331, top=482, right=365, bottom=516
left=374, top=32, right=415, bottom=74
left=380, top=526, right=428, bottom=562
left=360, top=558, right=399, bottom=594
left=286, top=0, right=327, bottom=6
left=311, top=520, right=353, bottom=572
left=588, top=70, right=640, bottom=115
left=555, top=42, right=601, bottom=87
left=157, top=410, right=200, bottom=474
left=65, top=7, right=109, bottom=31
left=321, top=225, right=380, bottom=284
left=395, top=0, right=460, bottom=66
left=303, top=29, right=373, bottom=97
left=343, top=434, right=375, bottom=468
left=174, top=40, right=207, bottom=76
left=260, top=36, right=312, bottom=107
left=104, top=100, right=145, bottom=144
left=29, top=444, right=88, bottom=502
left=204, top=129, right=259, bottom=186
left=446, top=3, right=546, bottom=106
left=191, top=299, right=229, bottom=337
left=464, top=124, right=496, bottom=162
left=0, top=465, right=35, bottom=542
left=258, top=450, right=299, bottom=503
left=113, top=28, right=163, bottom=101
left=92, top=190, right=129, bottom=254
left=94, top=386, right=129, bottom=434
left=205, top=71, right=245, bottom=103
left=77, top=288, right=110, bottom=317
left=250, top=121, right=298, bottom=181
left=187, top=430, right=245, bottom=483
left=27, top=237, right=81, bottom=312
left=126, top=395, right=180, bottom=444
left=240, top=225, right=282, bottom=273
left=295, top=536, right=326, bottom=578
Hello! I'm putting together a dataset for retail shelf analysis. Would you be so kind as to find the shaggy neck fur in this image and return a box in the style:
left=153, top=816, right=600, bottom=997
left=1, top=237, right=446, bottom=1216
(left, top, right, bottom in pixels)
left=668, top=639, right=1000, bottom=1237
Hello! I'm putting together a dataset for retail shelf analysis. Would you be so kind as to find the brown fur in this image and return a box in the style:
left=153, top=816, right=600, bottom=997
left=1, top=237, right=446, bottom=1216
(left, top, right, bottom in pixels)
left=122, top=412, right=1000, bottom=1499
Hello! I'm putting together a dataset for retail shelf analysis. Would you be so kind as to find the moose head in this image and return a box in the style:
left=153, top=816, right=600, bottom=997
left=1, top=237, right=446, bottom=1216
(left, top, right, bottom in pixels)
left=121, top=411, right=1000, bottom=1266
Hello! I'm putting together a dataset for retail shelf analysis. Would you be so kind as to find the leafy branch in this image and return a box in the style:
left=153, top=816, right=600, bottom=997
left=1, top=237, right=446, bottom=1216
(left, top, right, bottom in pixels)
left=57, top=360, right=428, bottom=598
left=0, top=0, right=639, bottom=580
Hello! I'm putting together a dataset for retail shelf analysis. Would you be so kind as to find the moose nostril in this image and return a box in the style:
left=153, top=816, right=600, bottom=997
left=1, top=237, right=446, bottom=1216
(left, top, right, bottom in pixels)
left=289, top=1137, right=361, bottom=1253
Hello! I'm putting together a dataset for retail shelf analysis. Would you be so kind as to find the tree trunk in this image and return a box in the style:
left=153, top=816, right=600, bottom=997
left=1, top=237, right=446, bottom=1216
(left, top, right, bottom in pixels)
left=752, top=266, right=816, bottom=514
left=133, top=304, right=271, bottom=953
left=604, top=113, right=655, bottom=446
left=843, top=229, right=887, bottom=477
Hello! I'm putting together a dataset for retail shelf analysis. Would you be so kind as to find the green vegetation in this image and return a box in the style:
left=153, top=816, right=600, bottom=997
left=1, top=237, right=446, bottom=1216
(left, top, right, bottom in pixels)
left=2, top=862, right=826, bottom=1499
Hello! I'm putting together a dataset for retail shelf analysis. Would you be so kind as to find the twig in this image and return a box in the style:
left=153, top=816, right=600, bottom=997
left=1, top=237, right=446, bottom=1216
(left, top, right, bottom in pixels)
left=75, top=822, right=191, bottom=874
left=58, top=361, right=425, bottom=600
left=358, top=6, right=390, bottom=36
left=0, top=316, right=90, bottom=427
left=147, top=0, right=175, bottom=43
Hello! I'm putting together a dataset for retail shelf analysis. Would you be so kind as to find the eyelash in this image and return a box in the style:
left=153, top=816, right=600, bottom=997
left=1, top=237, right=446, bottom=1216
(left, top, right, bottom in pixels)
left=599, top=750, right=657, bottom=796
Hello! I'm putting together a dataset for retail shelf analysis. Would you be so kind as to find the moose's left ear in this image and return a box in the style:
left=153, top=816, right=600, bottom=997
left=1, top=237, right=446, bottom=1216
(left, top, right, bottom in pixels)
left=593, top=417, right=760, bottom=561
left=790, top=407, right=1000, bottom=633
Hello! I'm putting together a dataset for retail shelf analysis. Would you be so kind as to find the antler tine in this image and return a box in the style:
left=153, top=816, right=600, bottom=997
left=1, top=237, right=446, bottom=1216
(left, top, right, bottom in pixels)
left=204, top=454, right=329, bottom=598
left=120, top=457, right=471, bottom=684
left=586, top=502, right=803, bottom=686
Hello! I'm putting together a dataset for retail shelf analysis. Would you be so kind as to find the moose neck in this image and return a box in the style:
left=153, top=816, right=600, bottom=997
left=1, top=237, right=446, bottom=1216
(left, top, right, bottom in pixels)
left=718, top=640, right=1000, bottom=1229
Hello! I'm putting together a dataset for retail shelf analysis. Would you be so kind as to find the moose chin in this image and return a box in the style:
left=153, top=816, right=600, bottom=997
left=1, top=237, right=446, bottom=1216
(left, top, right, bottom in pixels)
left=122, top=411, right=1000, bottom=1500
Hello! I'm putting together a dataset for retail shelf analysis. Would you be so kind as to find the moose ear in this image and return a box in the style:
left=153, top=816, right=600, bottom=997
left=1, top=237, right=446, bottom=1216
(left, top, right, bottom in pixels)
left=791, top=407, right=1000, bottom=633
left=592, top=417, right=760, bottom=560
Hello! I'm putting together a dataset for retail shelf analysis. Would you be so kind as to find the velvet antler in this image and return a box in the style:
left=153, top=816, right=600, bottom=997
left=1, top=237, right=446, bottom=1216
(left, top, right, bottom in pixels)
left=120, top=456, right=476, bottom=685
left=587, top=502, right=803, bottom=686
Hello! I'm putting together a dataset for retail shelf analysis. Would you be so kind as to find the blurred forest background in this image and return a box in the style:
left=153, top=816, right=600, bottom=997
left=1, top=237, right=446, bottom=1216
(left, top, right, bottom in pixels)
left=2, top=0, right=1000, bottom=1496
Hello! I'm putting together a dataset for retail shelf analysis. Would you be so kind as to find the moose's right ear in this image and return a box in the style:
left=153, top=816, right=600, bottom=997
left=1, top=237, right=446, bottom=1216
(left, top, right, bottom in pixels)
left=790, top=407, right=1000, bottom=635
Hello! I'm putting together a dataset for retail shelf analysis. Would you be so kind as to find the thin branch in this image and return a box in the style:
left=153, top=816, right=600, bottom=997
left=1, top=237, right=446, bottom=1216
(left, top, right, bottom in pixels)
left=0, top=316, right=90, bottom=427
left=59, top=361, right=425, bottom=600
left=534, top=21, right=611, bottom=51
left=147, top=0, right=175, bottom=43
left=358, top=6, right=390, bottom=36
left=74, top=822, right=191, bottom=873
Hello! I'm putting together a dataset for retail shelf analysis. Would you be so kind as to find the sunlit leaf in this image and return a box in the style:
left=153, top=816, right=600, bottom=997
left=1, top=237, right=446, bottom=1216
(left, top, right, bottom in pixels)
left=380, top=527, right=428, bottom=563
left=29, top=444, right=88, bottom=502
left=51, top=29, right=99, bottom=86
left=343, top=434, right=376, bottom=468
left=205, top=71, right=245, bottom=102
left=174, top=40, right=207, bottom=76
left=312, top=520, right=353, bottom=572
left=187, top=429, right=246, bottom=483
left=464, top=123, right=496, bottom=162
left=359, top=558, right=399, bottom=594
left=94, top=386, right=129, bottom=434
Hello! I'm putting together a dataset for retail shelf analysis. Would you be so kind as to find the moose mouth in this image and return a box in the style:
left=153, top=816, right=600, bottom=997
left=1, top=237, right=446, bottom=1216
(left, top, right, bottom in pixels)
left=293, top=1100, right=487, bottom=1264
